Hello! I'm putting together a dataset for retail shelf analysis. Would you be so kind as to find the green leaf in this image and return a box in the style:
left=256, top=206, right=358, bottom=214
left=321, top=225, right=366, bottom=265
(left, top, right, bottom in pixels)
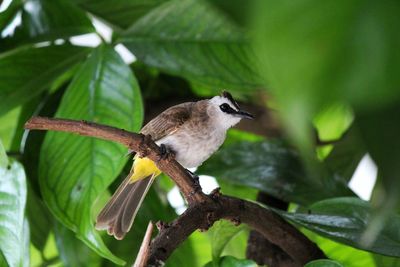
left=0, top=0, right=23, bottom=32
left=72, top=0, right=167, bottom=29
left=305, top=259, right=344, bottom=267
left=39, top=44, right=143, bottom=264
left=209, top=221, right=246, bottom=266
left=324, top=125, right=366, bottom=182
left=253, top=0, right=400, bottom=153
left=26, top=182, right=52, bottom=251
left=0, top=158, right=28, bottom=267
left=354, top=104, right=400, bottom=244
left=0, top=44, right=91, bottom=116
left=374, top=255, right=400, bottom=267
left=0, top=139, right=7, bottom=168
left=204, top=256, right=257, bottom=267
left=120, top=0, right=262, bottom=90
left=1, top=0, right=94, bottom=49
left=303, top=229, right=375, bottom=267
left=54, top=221, right=102, bottom=267
left=198, top=140, right=353, bottom=205
left=0, top=107, right=21, bottom=150
left=280, top=197, right=400, bottom=257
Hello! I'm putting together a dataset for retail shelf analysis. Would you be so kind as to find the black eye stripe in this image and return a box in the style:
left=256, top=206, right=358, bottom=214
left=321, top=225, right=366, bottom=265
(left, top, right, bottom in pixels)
left=219, top=103, right=236, bottom=114
left=222, top=91, right=240, bottom=110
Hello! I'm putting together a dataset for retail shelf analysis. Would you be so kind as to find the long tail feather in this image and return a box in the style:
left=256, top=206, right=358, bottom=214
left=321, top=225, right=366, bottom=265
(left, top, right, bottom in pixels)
left=95, top=172, right=155, bottom=240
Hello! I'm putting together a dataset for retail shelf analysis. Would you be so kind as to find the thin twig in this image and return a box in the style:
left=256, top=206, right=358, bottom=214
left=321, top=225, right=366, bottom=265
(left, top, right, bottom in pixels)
left=133, top=222, right=154, bottom=267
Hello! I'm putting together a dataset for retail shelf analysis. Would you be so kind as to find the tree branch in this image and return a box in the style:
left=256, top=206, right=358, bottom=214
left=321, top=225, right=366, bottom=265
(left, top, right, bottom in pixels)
left=25, top=116, right=326, bottom=266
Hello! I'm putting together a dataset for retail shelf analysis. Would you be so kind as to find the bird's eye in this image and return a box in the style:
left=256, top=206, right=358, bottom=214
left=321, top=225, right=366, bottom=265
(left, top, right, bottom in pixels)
left=219, top=103, right=230, bottom=112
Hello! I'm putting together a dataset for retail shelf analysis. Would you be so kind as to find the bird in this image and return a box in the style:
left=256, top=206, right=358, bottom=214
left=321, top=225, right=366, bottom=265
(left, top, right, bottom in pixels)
left=95, top=91, right=254, bottom=239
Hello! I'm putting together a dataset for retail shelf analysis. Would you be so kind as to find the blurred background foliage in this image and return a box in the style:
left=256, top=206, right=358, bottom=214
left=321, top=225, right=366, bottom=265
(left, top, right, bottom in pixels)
left=0, top=0, right=399, bottom=266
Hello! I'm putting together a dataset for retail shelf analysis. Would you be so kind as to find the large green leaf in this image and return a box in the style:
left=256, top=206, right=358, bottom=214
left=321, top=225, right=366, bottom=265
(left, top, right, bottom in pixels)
left=1, top=0, right=94, bottom=49
left=120, top=0, right=262, bottom=90
left=253, top=0, right=400, bottom=152
left=0, top=44, right=91, bottom=116
left=0, top=152, right=28, bottom=267
left=72, top=0, right=167, bottom=29
left=39, top=44, right=143, bottom=264
left=198, top=140, right=353, bottom=205
left=280, top=197, right=400, bottom=257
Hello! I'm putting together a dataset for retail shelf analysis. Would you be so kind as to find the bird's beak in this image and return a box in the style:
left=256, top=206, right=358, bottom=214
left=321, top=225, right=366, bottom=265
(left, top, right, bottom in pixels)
left=236, top=110, right=254, bottom=120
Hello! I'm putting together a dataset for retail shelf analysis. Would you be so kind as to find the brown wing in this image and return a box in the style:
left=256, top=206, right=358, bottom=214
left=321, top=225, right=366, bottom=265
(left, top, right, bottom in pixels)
left=140, top=102, right=194, bottom=141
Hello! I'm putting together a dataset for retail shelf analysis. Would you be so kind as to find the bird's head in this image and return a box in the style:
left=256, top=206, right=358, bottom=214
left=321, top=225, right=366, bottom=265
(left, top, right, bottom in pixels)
left=209, top=91, right=254, bottom=129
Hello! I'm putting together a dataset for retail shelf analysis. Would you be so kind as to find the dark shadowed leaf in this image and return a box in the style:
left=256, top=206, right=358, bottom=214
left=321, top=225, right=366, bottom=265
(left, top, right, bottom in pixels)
left=280, top=197, right=400, bottom=257
left=0, top=44, right=91, bottom=116
left=72, top=0, right=167, bottom=29
left=54, top=221, right=102, bottom=267
left=1, top=0, right=94, bottom=50
left=39, top=44, right=143, bottom=264
left=120, top=0, right=262, bottom=90
left=354, top=103, right=400, bottom=243
left=198, top=141, right=353, bottom=205
left=26, top=182, right=52, bottom=251
left=324, top=125, right=366, bottom=182
left=305, top=259, right=343, bottom=267
left=0, top=150, right=27, bottom=267
left=205, top=0, right=255, bottom=26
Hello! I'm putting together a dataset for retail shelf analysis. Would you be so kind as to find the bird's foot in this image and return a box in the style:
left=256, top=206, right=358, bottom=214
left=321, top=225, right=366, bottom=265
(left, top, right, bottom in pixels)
left=187, top=169, right=202, bottom=197
left=158, top=144, right=175, bottom=162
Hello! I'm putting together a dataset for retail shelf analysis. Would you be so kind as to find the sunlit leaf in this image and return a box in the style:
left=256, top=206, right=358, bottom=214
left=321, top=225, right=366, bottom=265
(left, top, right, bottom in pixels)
left=0, top=155, right=27, bottom=267
left=39, top=44, right=143, bottom=264
left=280, top=197, right=400, bottom=257
left=121, top=0, right=262, bottom=90
left=209, top=220, right=246, bottom=266
left=0, top=44, right=91, bottom=116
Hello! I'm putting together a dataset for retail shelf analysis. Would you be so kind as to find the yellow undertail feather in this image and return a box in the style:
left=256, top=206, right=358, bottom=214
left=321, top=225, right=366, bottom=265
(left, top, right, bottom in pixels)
left=130, top=156, right=162, bottom=183
left=95, top=156, right=162, bottom=239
